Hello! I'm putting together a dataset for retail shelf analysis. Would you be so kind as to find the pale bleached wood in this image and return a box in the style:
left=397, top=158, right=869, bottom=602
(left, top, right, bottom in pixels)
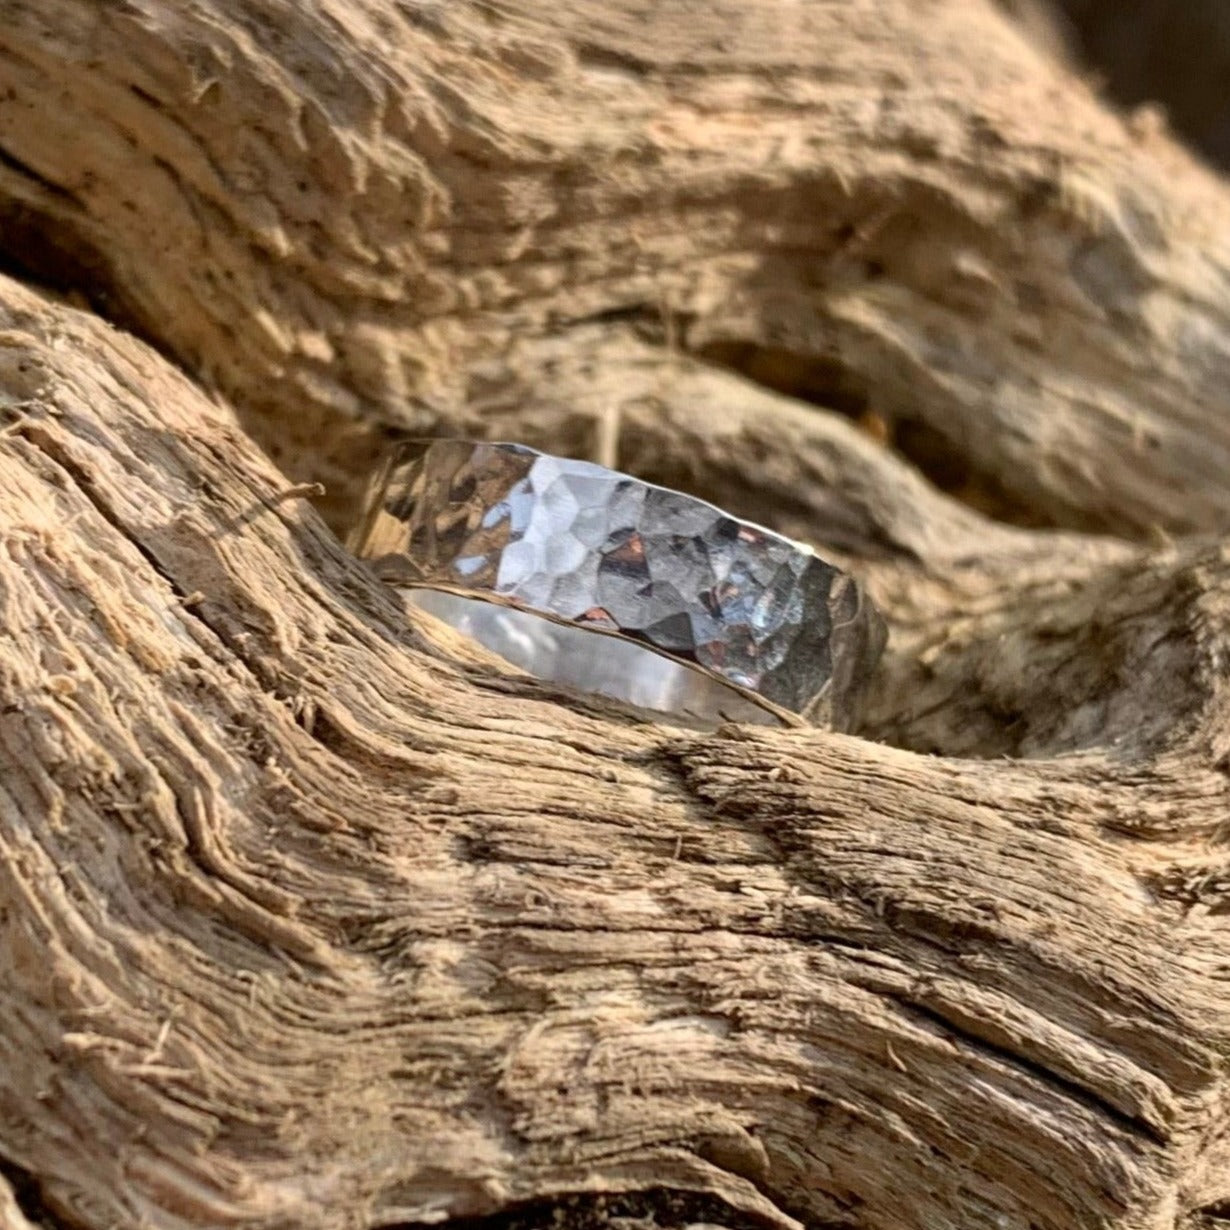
left=1, top=0, right=1230, bottom=535
left=1, top=271, right=1229, bottom=1229
left=1, top=1, right=1230, bottom=1228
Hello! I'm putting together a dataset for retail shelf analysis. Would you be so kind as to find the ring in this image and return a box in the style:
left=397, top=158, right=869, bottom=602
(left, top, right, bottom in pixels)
left=349, top=439, right=886, bottom=727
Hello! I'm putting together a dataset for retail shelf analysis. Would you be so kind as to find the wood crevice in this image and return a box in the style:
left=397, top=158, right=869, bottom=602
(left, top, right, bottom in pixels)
left=2, top=2, right=1230, bottom=1227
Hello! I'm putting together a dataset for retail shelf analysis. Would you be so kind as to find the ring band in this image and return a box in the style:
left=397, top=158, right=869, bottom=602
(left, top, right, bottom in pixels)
left=349, top=440, right=886, bottom=727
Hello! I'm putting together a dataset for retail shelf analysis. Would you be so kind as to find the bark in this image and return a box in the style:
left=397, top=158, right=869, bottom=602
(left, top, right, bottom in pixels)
left=0, top=2, right=1229, bottom=1230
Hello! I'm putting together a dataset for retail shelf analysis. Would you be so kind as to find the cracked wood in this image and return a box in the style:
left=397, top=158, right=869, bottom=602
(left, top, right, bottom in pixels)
left=0, top=2, right=1229, bottom=1230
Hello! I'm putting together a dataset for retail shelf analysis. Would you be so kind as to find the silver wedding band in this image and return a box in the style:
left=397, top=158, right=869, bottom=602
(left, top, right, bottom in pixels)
left=349, top=439, right=885, bottom=727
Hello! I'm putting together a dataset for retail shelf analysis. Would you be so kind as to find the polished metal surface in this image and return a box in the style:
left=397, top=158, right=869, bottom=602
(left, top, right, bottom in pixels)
left=404, top=588, right=779, bottom=724
left=350, top=439, right=886, bottom=727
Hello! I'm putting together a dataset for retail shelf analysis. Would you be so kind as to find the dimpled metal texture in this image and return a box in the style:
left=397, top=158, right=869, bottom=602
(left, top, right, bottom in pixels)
left=351, top=440, right=886, bottom=727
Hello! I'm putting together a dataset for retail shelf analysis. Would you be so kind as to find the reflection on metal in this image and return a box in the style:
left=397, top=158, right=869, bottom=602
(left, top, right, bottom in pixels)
left=351, top=440, right=886, bottom=727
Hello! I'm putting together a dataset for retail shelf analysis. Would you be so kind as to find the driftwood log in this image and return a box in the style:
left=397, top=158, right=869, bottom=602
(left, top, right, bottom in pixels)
left=2, top=2, right=1230, bottom=1228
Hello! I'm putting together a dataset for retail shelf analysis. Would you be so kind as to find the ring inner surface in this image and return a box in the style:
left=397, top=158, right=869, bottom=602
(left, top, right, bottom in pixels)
left=405, top=588, right=781, bottom=726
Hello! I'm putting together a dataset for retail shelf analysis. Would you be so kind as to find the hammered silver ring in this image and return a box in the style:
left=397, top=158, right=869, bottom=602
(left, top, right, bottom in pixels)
left=349, top=439, right=886, bottom=727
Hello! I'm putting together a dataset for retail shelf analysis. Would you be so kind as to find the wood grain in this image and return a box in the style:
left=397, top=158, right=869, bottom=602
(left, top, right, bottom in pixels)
left=0, top=2, right=1229, bottom=1228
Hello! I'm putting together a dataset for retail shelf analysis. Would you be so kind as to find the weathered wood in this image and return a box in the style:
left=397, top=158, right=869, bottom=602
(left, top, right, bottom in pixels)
left=2, top=0, right=1230, bottom=536
left=0, top=2, right=1229, bottom=1229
